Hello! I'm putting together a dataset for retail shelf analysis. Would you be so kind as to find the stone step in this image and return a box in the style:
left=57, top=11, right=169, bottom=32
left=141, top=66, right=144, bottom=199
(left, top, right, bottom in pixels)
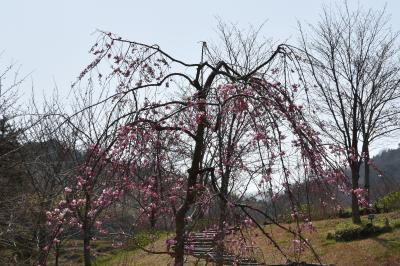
left=192, top=234, right=217, bottom=237
left=191, top=248, right=214, bottom=252
left=191, top=246, right=215, bottom=249
left=179, top=228, right=264, bottom=265
left=187, top=237, right=216, bottom=240
left=186, top=241, right=215, bottom=244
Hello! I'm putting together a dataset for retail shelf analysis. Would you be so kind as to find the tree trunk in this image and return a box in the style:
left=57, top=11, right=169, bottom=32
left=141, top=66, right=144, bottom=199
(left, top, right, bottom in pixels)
left=174, top=211, right=186, bottom=266
left=364, top=148, right=370, bottom=204
left=216, top=174, right=229, bottom=266
left=83, top=223, right=92, bottom=266
left=216, top=114, right=234, bottom=266
left=54, top=243, right=60, bottom=266
left=174, top=109, right=206, bottom=266
left=173, top=63, right=219, bottom=266
left=150, top=208, right=157, bottom=229
left=37, top=221, right=47, bottom=266
left=351, top=165, right=361, bottom=224
left=37, top=200, right=51, bottom=266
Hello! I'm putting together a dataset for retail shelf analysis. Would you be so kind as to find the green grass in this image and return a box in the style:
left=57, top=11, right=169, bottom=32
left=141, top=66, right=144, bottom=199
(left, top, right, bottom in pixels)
left=44, top=230, right=168, bottom=266
left=94, top=249, right=130, bottom=266
left=94, top=230, right=167, bottom=266
left=53, top=212, right=400, bottom=266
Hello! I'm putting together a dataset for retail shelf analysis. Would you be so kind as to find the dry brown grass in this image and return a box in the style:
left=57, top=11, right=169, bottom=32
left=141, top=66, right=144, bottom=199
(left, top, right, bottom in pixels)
left=96, top=212, right=400, bottom=266
left=253, top=212, right=400, bottom=266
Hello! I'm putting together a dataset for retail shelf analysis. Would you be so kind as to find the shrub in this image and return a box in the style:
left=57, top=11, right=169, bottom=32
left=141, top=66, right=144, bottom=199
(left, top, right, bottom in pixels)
left=128, top=230, right=165, bottom=250
left=337, top=208, right=352, bottom=218
left=333, top=224, right=392, bottom=241
left=374, top=191, right=400, bottom=213
left=327, top=215, right=397, bottom=242
left=337, top=207, right=371, bottom=218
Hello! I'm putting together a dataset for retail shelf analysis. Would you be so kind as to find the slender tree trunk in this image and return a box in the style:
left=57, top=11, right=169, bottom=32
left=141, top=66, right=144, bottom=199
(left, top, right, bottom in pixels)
left=216, top=174, right=229, bottom=266
left=173, top=64, right=220, bottom=266
left=174, top=101, right=206, bottom=266
left=150, top=208, right=157, bottom=229
left=150, top=140, right=161, bottom=229
left=83, top=221, right=92, bottom=266
left=216, top=114, right=235, bottom=266
left=37, top=220, right=47, bottom=266
left=265, top=184, right=278, bottom=221
left=37, top=200, right=51, bottom=266
left=351, top=165, right=361, bottom=224
left=216, top=202, right=227, bottom=266
left=364, top=147, right=370, bottom=204
left=54, top=243, right=60, bottom=266
left=174, top=211, right=186, bottom=266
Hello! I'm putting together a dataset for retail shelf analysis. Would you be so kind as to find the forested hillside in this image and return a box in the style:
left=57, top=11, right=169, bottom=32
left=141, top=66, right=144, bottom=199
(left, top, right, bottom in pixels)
left=360, top=146, right=400, bottom=200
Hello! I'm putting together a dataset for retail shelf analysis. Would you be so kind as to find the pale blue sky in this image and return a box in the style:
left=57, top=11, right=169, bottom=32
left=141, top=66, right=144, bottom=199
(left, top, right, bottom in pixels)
left=1, top=0, right=399, bottom=151
left=2, top=0, right=398, bottom=93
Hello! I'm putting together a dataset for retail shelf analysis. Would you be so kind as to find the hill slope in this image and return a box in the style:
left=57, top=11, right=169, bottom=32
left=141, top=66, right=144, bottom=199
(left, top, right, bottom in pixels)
left=361, top=146, right=400, bottom=200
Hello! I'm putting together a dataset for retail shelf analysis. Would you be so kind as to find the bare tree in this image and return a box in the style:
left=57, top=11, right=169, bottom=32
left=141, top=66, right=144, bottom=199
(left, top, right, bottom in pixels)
left=19, top=93, right=85, bottom=266
left=299, top=2, right=400, bottom=223
left=0, top=56, right=32, bottom=265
